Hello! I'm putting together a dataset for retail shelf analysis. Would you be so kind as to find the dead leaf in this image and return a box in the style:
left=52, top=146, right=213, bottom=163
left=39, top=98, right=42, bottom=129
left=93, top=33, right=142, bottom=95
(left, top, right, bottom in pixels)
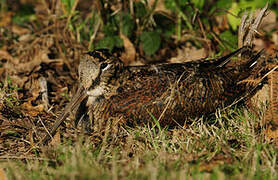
left=0, top=168, right=7, bottom=180
left=15, top=50, right=51, bottom=73
left=21, top=101, right=44, bottom=116
left=199, top=154, right=233, bottom=172
left=215, top=15, right=229, bottom=33
left=120, top=34, right=136, bottom=65
left=148, top=0, right=171, bottom=14
left=0, top=11, right=13, bottom=27
left=272, top=31, right=278, bottom=46
left=265, top=127, right=278, bottom=142
left=258, top=10, right=276, bottom=32
left=9, top=75, right=28, bottom=88
left=169, top=46, right=206, bottom=63
left=4, top=50, right=61, bottom=74
left=0, top=50, right=14, bottom=62
left=12, top=25, right=31, bottom=35
left=18, top=34, right=35, bottom=42
left=49, top=130, right=61, bottom=146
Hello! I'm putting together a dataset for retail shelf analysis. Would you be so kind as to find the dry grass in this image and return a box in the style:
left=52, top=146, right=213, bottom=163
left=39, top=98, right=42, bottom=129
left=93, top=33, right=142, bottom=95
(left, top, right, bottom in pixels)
left=0, top=1, right=278, bottom=179
left=1, top=107, right=278, bottom=179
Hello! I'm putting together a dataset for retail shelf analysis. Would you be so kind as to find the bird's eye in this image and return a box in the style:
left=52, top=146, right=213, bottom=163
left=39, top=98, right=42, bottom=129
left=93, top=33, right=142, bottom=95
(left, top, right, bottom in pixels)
left=100, top=63, right=108, bottom=70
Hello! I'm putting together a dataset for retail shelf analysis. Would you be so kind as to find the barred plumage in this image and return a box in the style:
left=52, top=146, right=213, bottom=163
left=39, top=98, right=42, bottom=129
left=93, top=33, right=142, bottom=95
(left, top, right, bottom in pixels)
left=42, top=47, right=269, bottom=143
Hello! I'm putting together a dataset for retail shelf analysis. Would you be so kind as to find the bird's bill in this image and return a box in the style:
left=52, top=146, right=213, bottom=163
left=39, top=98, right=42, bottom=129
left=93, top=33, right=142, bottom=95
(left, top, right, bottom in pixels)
left=41, top=85, right=88, bottom=144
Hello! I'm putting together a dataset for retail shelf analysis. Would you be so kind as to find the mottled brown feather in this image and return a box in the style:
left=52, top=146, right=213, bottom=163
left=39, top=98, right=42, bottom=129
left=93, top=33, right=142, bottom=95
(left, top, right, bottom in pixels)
left=41, top=47, right=270, bottom=144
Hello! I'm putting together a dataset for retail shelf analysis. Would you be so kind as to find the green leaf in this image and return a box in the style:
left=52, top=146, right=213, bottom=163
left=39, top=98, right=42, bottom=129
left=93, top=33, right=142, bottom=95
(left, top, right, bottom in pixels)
left=113, top=36, right=124, bottom=48
left=192, top=0, right=205, bottom=10
left=216, top=0, right=232, bottom=9
left=164, top=0, right=188, bottom=12
left=96, top=36, right=115, bottom=51
left=134, top=2, right=147, bottom=18
left=103, top=22, right=118, bottom=36
left=164, top=0, right=177, bottom=11
left=238, top=0, right=266, bottom=10
left=119, top=13, right=134, bottom=37
left=122, top=15, right=134, bottom=37
left=12, top=3, right=35, bottom=25
left=227, top=2, right=241, bottom=31
left=146, top=110, right=161, bottom=134
left=140, top=31, right=161, bottom=56
left=219, top=31, right=237, bottom=50
left=153, top=13, right=175, bottom=40
left=96, top=36, right=123, bottom=51
left=61, top=0, right=75, bottom=13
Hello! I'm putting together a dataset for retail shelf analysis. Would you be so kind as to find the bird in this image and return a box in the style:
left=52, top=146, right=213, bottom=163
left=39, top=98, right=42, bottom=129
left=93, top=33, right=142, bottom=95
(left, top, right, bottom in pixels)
left=41, top=46, right=268, bottom=144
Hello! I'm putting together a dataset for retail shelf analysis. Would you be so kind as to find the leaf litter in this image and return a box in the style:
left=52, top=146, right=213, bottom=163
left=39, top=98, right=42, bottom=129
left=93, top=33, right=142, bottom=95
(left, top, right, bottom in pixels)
left=0, top=1, right=277, bottom=176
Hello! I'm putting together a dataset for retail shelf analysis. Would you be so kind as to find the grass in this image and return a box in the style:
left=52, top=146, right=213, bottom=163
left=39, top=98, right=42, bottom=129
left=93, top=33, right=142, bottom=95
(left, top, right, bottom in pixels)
left=1, top=108, right=278, bottom=179
left=0, top=0, right=277, bottom=179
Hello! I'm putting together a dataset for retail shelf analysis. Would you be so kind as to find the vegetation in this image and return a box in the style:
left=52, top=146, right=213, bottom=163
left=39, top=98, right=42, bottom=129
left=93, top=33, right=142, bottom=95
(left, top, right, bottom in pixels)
left=0, top=0, right=277, bottom=179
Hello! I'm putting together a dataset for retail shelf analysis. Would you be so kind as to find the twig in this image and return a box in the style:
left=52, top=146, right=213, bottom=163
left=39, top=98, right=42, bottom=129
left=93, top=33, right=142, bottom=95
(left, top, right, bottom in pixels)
left=129, top=0, right=134, bottom=16
left=65, top=0, right=80, bottom=31
left=245, top=3, right=268, bottom=46
left=238, top=3, right=268, bottom=48
left=39, top=116, right=53, bottom=141
left=197, top=17, right=211, bottom=54
left=210, top=32, right=226, bottom=49
left=89, top=15, right=101, bottom=50
left=39, top=77, right=49, bottom=111
left=238, top=11, right=248, bottom=48
left=173, top=0, right=193, bottom=30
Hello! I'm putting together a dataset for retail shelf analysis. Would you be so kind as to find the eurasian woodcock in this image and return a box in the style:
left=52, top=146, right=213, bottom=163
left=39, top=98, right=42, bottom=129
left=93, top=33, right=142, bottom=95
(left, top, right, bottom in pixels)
left=42, top=46, right=268, bottom=143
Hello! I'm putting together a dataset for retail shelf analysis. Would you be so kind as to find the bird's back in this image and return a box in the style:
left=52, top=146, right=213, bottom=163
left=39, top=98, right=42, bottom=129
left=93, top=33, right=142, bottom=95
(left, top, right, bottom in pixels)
left=90, top=47, right=266, bottom=127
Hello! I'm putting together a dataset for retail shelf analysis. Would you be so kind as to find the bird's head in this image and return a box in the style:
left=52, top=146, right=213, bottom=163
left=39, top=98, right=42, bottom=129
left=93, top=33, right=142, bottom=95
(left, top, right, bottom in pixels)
left=79, top=49, right=124, bottom=90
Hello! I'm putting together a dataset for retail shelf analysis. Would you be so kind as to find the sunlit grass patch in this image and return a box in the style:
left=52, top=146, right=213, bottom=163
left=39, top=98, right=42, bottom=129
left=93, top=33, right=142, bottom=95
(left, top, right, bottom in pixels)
left=1, top=107, right=277, bottom=179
